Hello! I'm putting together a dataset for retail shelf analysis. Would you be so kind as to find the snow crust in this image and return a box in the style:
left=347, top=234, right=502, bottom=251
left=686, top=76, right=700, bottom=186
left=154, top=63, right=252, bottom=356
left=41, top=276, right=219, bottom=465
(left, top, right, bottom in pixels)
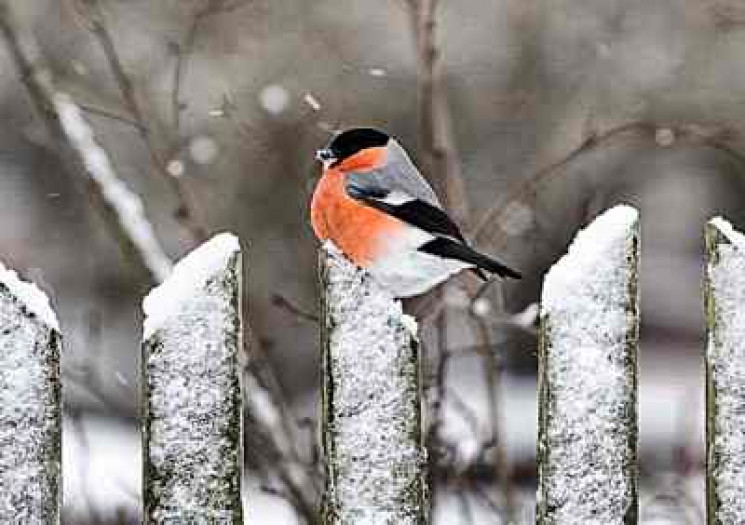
left=0, top=259, right=58, bottom=330
left=543, top=205, right=638, bottom=310
left=710, top=216, right=745, bottom=250
left=53, top=92, right=173, bottom=283
left=143, top=233, right=240, bottom=339
left=0, top=274, right=61, bottom=522
left=538, top=205, right=639, bottom=523
left=707, top=217, right=745, bottom=523
left=322, top=243, right=425, bottom=524
left=143, top=234, right=242, bottom=523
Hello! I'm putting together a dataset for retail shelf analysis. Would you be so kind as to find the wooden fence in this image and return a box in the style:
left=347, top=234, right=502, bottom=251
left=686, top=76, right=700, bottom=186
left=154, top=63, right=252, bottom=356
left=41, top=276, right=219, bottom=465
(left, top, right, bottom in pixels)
left=1, top=205, right=744, bottom=523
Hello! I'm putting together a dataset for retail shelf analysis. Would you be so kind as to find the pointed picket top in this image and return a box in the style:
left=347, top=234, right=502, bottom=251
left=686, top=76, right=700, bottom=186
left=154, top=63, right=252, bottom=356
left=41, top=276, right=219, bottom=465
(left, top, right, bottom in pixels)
left=0, top=260, right=58, bottom=330
left=537, top=205, right=640, bottom=524
left=143, top=232, right=239, bottom=338
left=0, top=260, right=61, bottom=523
left=142, top=233, right=243, bottom=524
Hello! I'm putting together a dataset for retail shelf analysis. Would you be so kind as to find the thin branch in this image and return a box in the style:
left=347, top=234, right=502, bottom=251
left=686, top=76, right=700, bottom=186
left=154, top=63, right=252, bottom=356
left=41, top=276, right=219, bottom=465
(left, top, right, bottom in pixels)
left=171, top=0, right=239, bottom=136
left=408, top=0, right=471, bottom=228
left=77, top=101, right=145, bottom=131
left=456, top=491, right=476, bottom=525
left=83, top=0, right=209, bottom=244
left=244, top=334, right=322, bottom=524
left=422, top=322, right=450, bottom=516
left=471, top=314, right=516, bottom=520
left=172, top=0, right=253, bottom=137
left=270, top=293, right=320, bottom=324
left=443, top=387, right=480, bottom=437
left=473, top=483, right=511, bottom=521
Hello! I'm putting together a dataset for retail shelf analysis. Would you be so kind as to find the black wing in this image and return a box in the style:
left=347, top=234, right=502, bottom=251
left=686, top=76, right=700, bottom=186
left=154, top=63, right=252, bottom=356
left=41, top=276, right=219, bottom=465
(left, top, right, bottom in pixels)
left=345, top=182, right=466, bottom=243
left=419, top=237, right=522, bottom=280
left=346, top=181, right=522, bottom=281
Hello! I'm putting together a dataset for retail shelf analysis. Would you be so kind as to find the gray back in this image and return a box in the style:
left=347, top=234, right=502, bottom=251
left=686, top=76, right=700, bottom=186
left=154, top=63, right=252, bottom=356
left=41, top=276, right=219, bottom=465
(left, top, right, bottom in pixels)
left=346, top=139, right=442, bottom=207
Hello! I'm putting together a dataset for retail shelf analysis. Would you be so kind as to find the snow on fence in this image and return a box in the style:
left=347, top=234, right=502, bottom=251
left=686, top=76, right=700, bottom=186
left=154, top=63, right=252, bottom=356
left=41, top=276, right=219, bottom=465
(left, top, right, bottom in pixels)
left=319, top=243, right=428, bottom=524
left=0, top=261, right=61, bottom=523
left=704, top=218, right=745, bottom=525
left=142, top=233, right=244, bottom=523
left=9, top=213, right=745, bottom=522
left=536, top=205, right=640, bottom=524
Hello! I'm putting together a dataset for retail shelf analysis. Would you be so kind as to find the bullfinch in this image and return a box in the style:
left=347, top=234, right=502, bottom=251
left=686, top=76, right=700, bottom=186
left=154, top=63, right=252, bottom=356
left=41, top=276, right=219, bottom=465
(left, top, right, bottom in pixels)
left=310, top=127, right=521, bottom=298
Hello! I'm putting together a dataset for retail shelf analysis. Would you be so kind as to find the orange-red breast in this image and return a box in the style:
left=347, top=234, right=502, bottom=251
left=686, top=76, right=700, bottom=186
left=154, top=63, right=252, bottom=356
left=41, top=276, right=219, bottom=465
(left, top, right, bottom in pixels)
left=310, top=127, right=521, bottom=298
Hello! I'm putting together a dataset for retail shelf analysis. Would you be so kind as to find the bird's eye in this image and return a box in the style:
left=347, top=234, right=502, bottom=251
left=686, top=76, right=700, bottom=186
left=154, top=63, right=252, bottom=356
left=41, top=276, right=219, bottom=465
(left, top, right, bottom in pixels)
left=315, top=149, right=336, bottom=162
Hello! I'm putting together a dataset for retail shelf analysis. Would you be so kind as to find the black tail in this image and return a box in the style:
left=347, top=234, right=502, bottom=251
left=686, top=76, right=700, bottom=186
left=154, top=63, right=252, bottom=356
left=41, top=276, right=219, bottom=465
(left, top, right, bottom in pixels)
left=419, top=237, right=522, bottom=280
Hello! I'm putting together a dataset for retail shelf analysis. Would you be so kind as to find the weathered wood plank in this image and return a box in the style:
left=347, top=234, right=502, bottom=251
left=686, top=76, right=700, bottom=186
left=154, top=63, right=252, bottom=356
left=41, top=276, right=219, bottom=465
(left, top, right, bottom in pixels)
left=142, top=233, right=243, bottom=524
left=320, top=243, right=427, bottom=524
left=536, top=205, right=639, bottom=524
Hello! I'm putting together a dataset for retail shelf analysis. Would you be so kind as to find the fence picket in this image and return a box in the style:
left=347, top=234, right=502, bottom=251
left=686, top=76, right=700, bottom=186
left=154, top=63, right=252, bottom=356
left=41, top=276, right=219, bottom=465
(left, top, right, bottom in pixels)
left=319, top=243, right=427, bottom=524
left=0, top=261, right=61, bottom=523
left=536, top=205, right=640, bottom=524
left=704, top=217, right=745, bottom=525
left=141, top=233, right=243, bottom=524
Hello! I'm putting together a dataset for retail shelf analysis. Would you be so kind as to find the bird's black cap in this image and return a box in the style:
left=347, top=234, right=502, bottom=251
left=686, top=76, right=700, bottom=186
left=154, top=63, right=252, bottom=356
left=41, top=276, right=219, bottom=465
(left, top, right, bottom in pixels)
left=320, top=128, right=390, bottom=166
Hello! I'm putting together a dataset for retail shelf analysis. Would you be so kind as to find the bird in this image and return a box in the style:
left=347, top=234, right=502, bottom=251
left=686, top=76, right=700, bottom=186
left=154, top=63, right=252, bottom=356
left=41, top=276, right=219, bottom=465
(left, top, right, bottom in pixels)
left=310, top=127, right=521, bottom=298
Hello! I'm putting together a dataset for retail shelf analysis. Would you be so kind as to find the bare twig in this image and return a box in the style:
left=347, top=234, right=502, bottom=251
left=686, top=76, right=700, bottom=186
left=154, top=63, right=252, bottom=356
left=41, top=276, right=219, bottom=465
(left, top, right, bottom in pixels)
left=456, top=491, right=476, bottom=525
left=171, top=0, right=244, bottom=136
left=82, top=0, right=210, bottom=244
left=244, top=335, right=321, bottom=524
left=424, top=334, right=450, bottom=450
left=408, top=0, right=471, bottom=227
left=422, top=324, right=450, bottom=516
left=471, top=314, right=516, bottom=520
left=444, top=387, right=481, bottom=437
left=270, top=293, right=319, bottom=324
left=77, top=102, right=145, bottom=131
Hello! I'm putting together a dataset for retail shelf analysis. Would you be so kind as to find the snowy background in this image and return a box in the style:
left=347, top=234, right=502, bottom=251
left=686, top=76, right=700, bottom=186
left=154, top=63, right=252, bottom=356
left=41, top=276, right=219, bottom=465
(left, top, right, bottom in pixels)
left=2, top=0, right=745, bottom=523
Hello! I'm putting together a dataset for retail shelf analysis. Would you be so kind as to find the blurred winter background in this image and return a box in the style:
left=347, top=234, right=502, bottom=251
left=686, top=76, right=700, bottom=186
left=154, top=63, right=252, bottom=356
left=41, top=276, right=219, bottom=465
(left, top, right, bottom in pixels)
left=3, top=0, right=745, bottom=523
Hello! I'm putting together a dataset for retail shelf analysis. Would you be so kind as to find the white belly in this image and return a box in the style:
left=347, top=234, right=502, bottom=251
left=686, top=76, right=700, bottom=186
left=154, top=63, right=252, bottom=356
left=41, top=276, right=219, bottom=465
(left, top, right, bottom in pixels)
left=368, top=248, right=472, bottom=298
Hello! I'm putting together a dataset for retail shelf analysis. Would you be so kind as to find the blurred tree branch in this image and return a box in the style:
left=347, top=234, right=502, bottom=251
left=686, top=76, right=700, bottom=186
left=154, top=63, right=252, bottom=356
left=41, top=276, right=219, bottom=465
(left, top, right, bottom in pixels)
left=0, top=0, right=171, bottom=284
left=82, top=0, right=210, bottom=245
left=171, top=0, right=251, bottom=137
left=471, top=121, right=745, bottom=251
left=704, top=0, right=745, bottom=30
left=77, top=101, right=147, bottom=131
left=407, top=0, right=471, bottom=228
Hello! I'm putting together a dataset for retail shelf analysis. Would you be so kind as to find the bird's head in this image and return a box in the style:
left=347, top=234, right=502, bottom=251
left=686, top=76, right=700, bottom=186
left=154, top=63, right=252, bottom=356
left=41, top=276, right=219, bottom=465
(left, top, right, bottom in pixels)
left=316, top=127, right=390, bottom=171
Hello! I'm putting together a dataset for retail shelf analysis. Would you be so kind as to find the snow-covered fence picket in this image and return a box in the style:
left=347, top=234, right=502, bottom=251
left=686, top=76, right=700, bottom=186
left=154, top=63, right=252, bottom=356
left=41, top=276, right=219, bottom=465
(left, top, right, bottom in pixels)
left=536, top=205, right=640, bottom=524
left=319, top=243, right=428, bottom=524
left=0, top=261, right=61, bottom=523
left=141, top=233, right=244, bottom=523
left=704, top=218, right=745, bottom=525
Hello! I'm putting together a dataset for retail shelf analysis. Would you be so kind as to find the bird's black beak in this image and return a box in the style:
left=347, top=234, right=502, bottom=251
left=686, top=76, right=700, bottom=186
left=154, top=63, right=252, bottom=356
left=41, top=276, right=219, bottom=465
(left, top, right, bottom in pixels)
left=315, top=148, right=336, bottom=165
